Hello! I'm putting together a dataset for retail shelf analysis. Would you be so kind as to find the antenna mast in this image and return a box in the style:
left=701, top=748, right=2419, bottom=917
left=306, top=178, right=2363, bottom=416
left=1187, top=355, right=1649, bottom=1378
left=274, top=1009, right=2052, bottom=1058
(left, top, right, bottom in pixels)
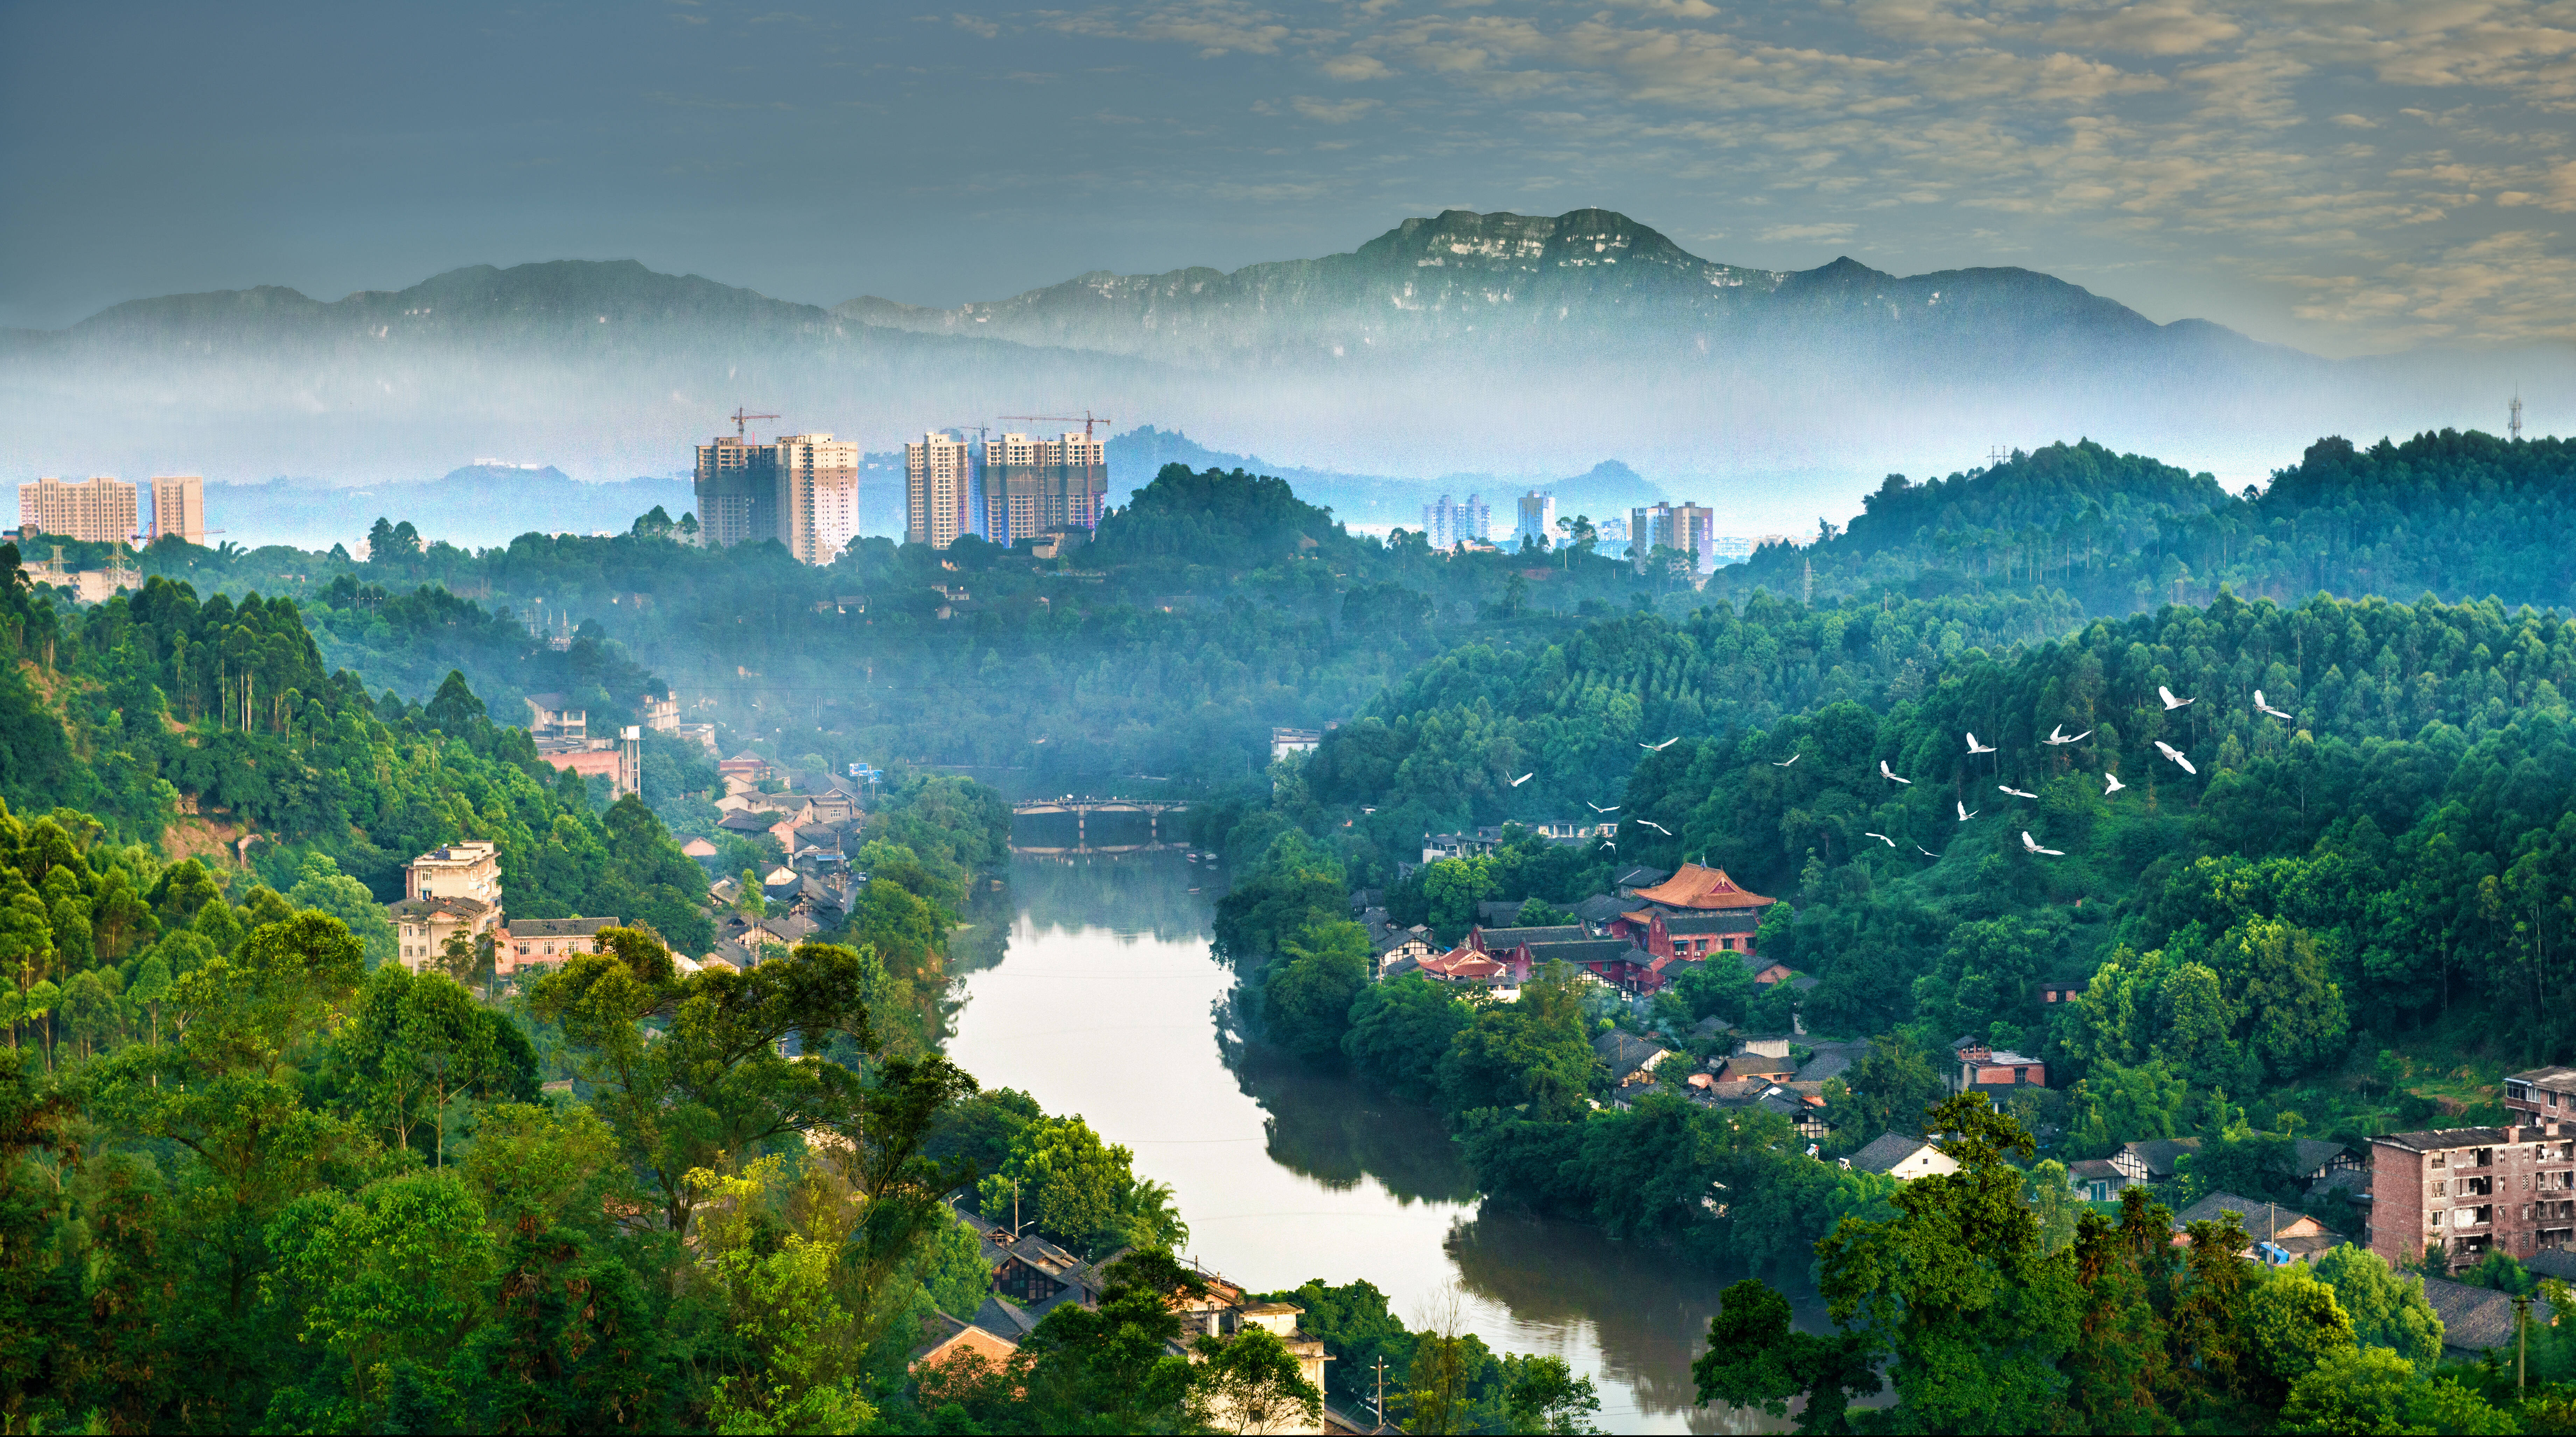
left=2511, top=391, right=2525, bottom=441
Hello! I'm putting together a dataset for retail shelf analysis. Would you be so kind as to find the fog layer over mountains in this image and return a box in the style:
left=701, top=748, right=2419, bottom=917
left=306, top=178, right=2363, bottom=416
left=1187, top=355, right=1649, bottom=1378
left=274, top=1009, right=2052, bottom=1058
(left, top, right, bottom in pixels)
left=2, top=208, right=2558, bottom=547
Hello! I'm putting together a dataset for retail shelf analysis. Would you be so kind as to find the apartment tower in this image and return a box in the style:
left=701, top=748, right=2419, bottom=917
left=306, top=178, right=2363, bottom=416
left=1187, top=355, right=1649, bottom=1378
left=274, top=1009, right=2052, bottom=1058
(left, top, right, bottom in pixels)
left=1631, top=501, right=1716, bottom=575
left=150, top=475, right=206, bottom=545
left=1422, top=493, right=1490, bottom=550
left=18, top=477, right=139, bottom=544
left=1516, top=491, right=1556, bottom=551
left=692, top=431, right=860, bottom=565
left=984, top=430, right=1107, bottom=547
left=905, top=431, right=984, bottom=550
left=772, top=434, right=861, bottom=564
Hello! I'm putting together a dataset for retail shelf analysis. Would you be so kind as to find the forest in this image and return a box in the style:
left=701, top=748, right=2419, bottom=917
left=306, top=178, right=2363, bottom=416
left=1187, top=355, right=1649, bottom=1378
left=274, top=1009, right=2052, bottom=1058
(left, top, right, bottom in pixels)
left=12, top=424, right=2576, bottom=1430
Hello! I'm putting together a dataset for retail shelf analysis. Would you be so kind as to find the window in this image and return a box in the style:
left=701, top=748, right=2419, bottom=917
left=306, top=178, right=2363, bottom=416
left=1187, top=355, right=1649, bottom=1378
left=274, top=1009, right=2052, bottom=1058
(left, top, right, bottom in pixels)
left=2435, top=1181, right=2448, bottom=1196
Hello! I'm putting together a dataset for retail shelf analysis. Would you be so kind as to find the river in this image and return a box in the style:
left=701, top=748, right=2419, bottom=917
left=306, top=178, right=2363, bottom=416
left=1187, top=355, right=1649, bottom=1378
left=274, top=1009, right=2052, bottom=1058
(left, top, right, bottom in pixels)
left=943, top=847, right=1826, bottom=1432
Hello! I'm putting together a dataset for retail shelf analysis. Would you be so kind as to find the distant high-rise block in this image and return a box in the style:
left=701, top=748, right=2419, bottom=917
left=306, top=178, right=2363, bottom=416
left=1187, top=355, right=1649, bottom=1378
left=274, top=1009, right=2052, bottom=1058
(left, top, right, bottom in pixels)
left=1631, top=502, right=1715, bottom=574
left=150, top=475, right=206, bottom=545
left=692, top=431, right=859, bottom=565
left=1422, top=492, right=1489, bottom=550
left=985, top=431, right=1106, bottom=547
left=19, top=476, right=138, bottom=545
left=1516, top=491, right=1556, bottom=551
left=694, top=436, right=774, bottom=550
left=773, top=434, right=860, bottom=565
left=906, top=431, right=983, bottom=550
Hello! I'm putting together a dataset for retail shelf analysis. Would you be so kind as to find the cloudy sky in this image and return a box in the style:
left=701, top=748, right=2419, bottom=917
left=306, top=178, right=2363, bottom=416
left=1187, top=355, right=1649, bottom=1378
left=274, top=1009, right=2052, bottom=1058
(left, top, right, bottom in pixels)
left=5, top=0, right=2574, bottom=357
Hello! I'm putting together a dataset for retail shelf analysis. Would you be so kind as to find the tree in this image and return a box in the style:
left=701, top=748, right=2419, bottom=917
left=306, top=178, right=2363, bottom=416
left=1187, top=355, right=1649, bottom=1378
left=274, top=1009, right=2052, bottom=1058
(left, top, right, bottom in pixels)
left=1019, top=1251, right=1208, bottom=1433
left=1692, top=1277, right=1879, bottom=1434
left=1501, top=1354, right=1601, bottom=1435
left=1821, top=1031, right=1947, bottom=1153
left=1342, top=974, right=1468, bottom=1100
left=1262, top=920, right=1370, bottom=1060
left=261, top=1171, right=495, bottom=1431
left=1811, top=1094, right=2082, bottom=1431
left=977, top=1113, right=1144, bottom=1258
left=396, top=971, right=494, bottom=1168
left=2310, top=1244, right=2443, bottom=1369
left=1436, top=962, right=1593, bottom=1120
left=2278, top=1347, right=2513, bottom=1435
left=1192, top=1325, right=1324, bottom=1435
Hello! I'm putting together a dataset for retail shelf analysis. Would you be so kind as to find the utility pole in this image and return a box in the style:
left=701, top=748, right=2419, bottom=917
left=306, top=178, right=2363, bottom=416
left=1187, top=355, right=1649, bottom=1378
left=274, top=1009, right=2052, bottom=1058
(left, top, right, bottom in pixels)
left=1803, top=557, right=1813, bottom=606
left=2516, top=1292, right=2531, bottom=1392
left=1372, top=1355, right=1388, bottom=1430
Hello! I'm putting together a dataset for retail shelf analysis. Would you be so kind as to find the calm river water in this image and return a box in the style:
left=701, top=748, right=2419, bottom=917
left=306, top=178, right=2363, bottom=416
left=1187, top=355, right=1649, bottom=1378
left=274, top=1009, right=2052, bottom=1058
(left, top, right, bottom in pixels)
left=944, top=848, right=1821, bottom=1432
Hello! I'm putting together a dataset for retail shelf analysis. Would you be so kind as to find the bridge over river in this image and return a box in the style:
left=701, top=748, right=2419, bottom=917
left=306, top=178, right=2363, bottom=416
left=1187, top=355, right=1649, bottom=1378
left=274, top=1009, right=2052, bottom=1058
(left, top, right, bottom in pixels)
left=1009, top=797, right=1190, bottom=856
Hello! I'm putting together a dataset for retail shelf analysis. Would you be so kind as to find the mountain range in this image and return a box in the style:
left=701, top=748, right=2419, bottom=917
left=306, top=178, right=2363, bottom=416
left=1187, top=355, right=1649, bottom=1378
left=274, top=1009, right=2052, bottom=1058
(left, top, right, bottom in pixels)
left=2, top=207, right=2553, bottom=543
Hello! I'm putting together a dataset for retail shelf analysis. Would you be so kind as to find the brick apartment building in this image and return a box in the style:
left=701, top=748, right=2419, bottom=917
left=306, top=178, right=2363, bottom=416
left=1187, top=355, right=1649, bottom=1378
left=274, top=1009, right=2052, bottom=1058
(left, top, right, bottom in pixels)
left=2369, top=1069, right=2576, bottom=1272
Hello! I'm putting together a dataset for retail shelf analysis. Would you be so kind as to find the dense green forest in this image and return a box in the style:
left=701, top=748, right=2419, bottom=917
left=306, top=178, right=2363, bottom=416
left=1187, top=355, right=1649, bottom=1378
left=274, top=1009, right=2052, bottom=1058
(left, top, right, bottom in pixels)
left=19, top=425, right=2576, bottom=1430
left=133, top=466, right=1706, bottom=787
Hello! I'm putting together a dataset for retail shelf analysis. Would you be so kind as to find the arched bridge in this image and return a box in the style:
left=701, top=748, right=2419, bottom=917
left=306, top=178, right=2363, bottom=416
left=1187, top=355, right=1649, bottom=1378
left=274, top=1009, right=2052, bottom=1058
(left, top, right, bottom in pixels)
left=1009, top=797, right=1190, bottom=855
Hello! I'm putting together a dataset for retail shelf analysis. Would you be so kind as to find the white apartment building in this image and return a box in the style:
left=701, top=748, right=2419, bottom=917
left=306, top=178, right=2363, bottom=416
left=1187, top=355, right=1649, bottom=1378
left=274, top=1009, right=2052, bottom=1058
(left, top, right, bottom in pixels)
left=905, top=431, right=982, bottom=549
left=1423, top=493, right=1489, bottom=550
left=774, top=433, right=861, bottom=565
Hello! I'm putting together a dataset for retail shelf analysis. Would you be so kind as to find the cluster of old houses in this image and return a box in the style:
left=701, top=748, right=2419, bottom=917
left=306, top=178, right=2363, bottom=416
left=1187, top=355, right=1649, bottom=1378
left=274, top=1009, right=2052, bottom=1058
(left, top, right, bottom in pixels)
left=383, top=747, right=874, bottom=981
left=905, top=1202, right=1369, bottom=1435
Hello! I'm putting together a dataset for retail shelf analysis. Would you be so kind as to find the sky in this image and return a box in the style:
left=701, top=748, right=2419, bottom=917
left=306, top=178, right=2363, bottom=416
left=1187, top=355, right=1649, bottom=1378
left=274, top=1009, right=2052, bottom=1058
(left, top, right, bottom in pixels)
left=4, top=1, right=2576, bottom=359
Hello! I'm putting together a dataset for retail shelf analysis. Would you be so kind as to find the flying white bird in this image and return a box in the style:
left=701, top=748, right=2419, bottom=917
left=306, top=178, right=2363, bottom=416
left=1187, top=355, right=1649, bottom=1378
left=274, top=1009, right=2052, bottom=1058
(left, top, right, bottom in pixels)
left=1586, top=802, right=1619, bottom=813
left=1965, top=732, right=1997, bottom=755
left=2255, top=690, right=2292, bottom=720
left=1957, top=801, right=1979, bottom=821
left=2104, top=771, right=2126, bottom=795
left=1999, top=784, right=2037, bottom=799
left=2021, top=831, right=2065, bottom=856
left=1509, top=772, right=1533, bottom=787
left=1916, top=844, right=1942, bottom=858
left=1880, top=760, right=1912, bottom=785
left=1637, top=819, right=1673, bottom=835
left=2154, top=740, right=2197, bottom=775
left=1864, top=832, right=1896, bottom=847
left=2044, top=725, right=2093, bottom=745
left=1773, top=753, right=1799, bottom=767
left=2159, top=685, right=2195, bottom=710
left=1643, top=737, right=1680, bottom=751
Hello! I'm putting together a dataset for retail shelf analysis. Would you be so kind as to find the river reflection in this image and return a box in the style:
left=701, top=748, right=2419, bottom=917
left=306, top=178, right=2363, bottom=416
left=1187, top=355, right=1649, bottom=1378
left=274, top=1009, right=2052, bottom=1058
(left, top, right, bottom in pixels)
left=944, top=851, right=1814, bottom=1433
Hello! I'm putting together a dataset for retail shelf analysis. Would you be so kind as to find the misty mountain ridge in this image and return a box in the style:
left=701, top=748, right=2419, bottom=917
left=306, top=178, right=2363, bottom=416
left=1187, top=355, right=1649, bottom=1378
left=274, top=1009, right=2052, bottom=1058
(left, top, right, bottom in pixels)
left=834, top=208, right=2274, bottom=372
left=2, top=204, right=2544, bottom=519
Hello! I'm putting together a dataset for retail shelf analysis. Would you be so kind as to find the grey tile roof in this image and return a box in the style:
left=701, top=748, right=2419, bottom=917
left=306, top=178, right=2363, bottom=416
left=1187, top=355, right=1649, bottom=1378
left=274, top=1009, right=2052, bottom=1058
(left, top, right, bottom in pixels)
left=1572, top=894, right=1631, bottom=924
left=1661, top=911, right=1759, bottom=935
left=2422, top=1277, right=2520, bottom=1354
left=1850, top=1132, right=1937, bottom=1175
left=2119, top=1137, right=2203, bottom=1178
left=2174, top=1190, right=2311, bottom=1235
left=1478, top=924, right=1588, bottom=949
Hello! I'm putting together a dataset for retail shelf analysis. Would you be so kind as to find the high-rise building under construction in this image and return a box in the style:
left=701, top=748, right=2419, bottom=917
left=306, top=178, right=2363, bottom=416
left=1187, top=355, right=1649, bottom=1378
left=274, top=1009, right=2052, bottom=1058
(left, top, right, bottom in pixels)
left=692, top=431, right=860, bottom=565
left=983, top=431, right=1107, bottom=547
left=905, top=431, right=983, bottom=550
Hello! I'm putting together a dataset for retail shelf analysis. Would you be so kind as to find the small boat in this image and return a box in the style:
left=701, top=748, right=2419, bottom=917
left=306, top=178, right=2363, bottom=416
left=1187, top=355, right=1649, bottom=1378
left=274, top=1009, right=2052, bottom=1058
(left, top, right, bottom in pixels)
left=1187, top=887, right=1201, bottom=894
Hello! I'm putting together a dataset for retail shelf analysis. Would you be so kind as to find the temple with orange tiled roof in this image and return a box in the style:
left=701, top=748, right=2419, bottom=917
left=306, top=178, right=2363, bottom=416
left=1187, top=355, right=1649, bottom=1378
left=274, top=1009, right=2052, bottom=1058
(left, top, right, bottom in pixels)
left=1628, top=862, right=1775, bottom=914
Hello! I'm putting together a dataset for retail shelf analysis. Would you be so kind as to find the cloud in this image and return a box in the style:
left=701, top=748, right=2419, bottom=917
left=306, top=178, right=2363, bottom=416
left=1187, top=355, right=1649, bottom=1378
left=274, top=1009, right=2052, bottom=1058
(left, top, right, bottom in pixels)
left=1759, top=222, right=1860, bottom=241
left=1292, top=96, right=1381, bottom=123
left=953, top=12, right=999, bottom=38
left=1320, top=52, right=1393, bottom=80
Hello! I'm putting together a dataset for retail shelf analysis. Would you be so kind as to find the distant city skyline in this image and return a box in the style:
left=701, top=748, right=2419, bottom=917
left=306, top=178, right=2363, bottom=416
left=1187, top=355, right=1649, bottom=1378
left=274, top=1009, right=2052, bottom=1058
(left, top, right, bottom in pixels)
left=6, top=3, right=2574, bottom=358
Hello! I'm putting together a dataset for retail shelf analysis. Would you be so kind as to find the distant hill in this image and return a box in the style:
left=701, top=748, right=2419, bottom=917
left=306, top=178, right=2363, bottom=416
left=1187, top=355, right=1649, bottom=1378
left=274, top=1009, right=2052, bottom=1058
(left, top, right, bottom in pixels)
left=3, top=209, right=2552, bottom=522
left=834, top=209, right=2276, bottom=375
left=1102, top=428, right=1671, bottom=529
left=197, top=465, right=692, bottom=551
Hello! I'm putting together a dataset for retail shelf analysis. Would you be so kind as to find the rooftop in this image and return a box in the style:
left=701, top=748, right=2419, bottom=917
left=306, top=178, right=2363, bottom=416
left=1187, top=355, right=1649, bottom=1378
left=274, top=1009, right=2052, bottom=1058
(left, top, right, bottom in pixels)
left=506, top=917, right=617, bottom=938
left=2422, top=1277, right=2520, bottom=1354
left=1849, top=1132, right=1939, bottom=1175
left=388, top=894, right=492, bottom=920
left=2373, top=1126, right=2528, bottom=1153
left=1630, top=863, right=1773, bottom=911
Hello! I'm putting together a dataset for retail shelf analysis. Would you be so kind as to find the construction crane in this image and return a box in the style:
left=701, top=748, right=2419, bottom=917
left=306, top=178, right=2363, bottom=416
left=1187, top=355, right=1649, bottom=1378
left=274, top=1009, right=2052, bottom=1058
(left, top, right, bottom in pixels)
left=729, top=406, right=781, bottom=439
left=999, top=410, right=1113, bottom=439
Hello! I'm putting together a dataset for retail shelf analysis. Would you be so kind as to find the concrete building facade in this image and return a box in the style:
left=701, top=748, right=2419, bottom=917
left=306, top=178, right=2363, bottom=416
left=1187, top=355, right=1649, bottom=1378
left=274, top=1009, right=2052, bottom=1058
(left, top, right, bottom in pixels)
left=693, top=432, right=860, bottom=564
left=149, top=475, right=206, bottom=545
left=2370, top=1120, right=2576, bottom=1272
left=983, top=431, right=1106, bottom=547
left=1516, top=490, right=1556, bottom=550
left=1632, top=501, right=1716, bottom=574
left=1422, top=492, right=1489, bottom=550
left=905, top=430, right=983, bottom=549
left=19, top=477, right=138, bottom=544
